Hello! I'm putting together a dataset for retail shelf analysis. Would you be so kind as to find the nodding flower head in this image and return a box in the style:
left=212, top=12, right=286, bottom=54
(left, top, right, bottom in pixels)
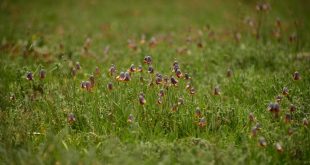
left=170, top=76, right=178, bottom=86
left=76, top=62, right=81, bottom=70
left=285, top=113, right=292, bottom=123
left=293, top=71, right=300, bottom=80
left=137, top=65, right=143, bottom=72
left=94, top=66, right=100, bottom=75
left=116, top=72, right=125, bottom=81
left=251, top=126, right=258, bottom=137
left=128, top=64, right=136, bottom=73
left=107, top=82, right=113, bottom=91
left=290, top=104, right=296, bottom=112
left=275, top=95, right=283, bottom=103
left=39, top=69, right=46, bottom=79
left=177, top=98, right=184, bottom=105
left=171, top=104, right=178, bottom=112
left=303, top=118, right=309, bottom=127
left=275, top=143, right=283, bottom=153
left=282, top=87, right=289, bottom=96
left=226, top=69, right=233, bottom=78
left=148, top=66, right=154, bottom=74
left=158, top=89, right=165, bottom=97
left=139, top=93, right=146, bottom=105
left=155, top=75, right=163, bottom=85
left=89, top=75, right=95, bottom=87
left=157, top=97, right=163, bottom=105
left=81, top=81, right=92, bottom=91
left=71, top=68, right=77, bottom=77
left=172, top=61, right=179, bottom=72
left=127, top=114, right=134, bottom=123
left=144, top=56, right=152, bottom=65
left=249, top=112, right=255, bottom=122
left=259, top=137, right=267, bottom=147
left=175, top=69, right=183, bottom=78
left=185, top=82, right=191, bottom=90
left=190, top=87, right=196, bottom=95
left=288, top=127, right=294, bottom=136
left=268, top=102, right=280, bottom=116
left=109, top=64, right=116, bottom=76
left=214, top=86, right=221, bottom=95
left=198, top=117, right=207, bottom=128
left=124, top=72, right=131, bottom=81
left=26, top=72, right=33, bottom=81
left=195, top=108, right=202, bottom=118
left=184, top=73, right=191, bottom=80
left=67, top=113, right=76, bottom=124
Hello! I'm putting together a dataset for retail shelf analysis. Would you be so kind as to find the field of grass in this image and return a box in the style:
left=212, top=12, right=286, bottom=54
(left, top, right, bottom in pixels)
left=1, top=0, right=310, bottom=164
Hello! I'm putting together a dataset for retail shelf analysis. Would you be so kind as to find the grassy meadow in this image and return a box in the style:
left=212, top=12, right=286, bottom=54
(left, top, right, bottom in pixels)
left=0, top=0, right=310, bottom=164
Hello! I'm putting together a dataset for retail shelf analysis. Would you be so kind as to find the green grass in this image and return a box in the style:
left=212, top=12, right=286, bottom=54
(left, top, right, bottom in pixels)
left=1, top=0, right=310, bottom=164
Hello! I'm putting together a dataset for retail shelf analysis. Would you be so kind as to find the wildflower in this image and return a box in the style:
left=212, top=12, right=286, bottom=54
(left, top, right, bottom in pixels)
left=89, top=75, right=95, bottom=87
left=148, top=66, right=154, bottom=74
left=171, top=76, right=178, bottom=86
left=303, top=118, right=309, bottom=127
left=137, top=65, right=143, bottom=72
left=275, top=143, right=283, bottom=153
left=249, top=112, right=255, bottom=122
left=39, top=69, right=46, bottom=79
left=109, top=64, right=116, bottom=76
left=289, top=33, right=297, bottom=43
left=195, top=108, right=202, bottom=118
left=226, top=69, right=233, bottom=78
left=107, top=82, right=113, bottom=91
left=177, top=98, right=184, bottom=105
left=81, top=81, right=92, bottom=91
left=185, top=82, right=191, bottom=90
left=26, top=72, right=33, bottom=81
left=144, top=56, right=152, bottom=65
left=116, top=72, right=125, bottom=81
left=290, top=104, right=296, bottom=112
left=127, top=114, right=134, bottom=123
left=251, top=126, right=258, bottom=137
left=268, top=102, right=280, bottom=117
left=128, top=39, right=137, bottom=51
left=293, top=71, right=300, bottom=80
left=198, top=117, right=207, bottom=128
left=139, top=93, right=146, bottom=105
left=9, top=93, right=16, bottom=101
left=285, top=113, right=292, bottom=123
left=94, top=66, right=100, bottom=75
left=128, top=64, right=136, bottom=73
left=189, top=87, right=196, bottom=95
left=282, top=87, right=289, bottom=96
left=175, top=69, right=183, bottom=78
left=76, top=62, right=81, bottom=70
left=275, top=95, right=283, bottom=102
left=172, top=61, right=179, bottom=72
left=124, top=72, right=131, bottom=81
left=214, top=86, right=220, bottom=95
left=155, top=73, right=163, bottom=84
left=259, top=137, right=267, bottom=147
left=71, top=68, right=77, bottom=77
left=158, top=89, right=164, bottom=97
left=67, top=113, right=76, bottom=124
left=171, top=104, right=178, bottom=112
left=184, top=73, right=191, bottom=80
left=157, top=97, right=163, bottom=104
left=149, top=37, right=157, bottom=48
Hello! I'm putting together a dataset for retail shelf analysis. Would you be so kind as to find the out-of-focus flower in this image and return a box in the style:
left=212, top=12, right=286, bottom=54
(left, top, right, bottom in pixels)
left=259, top=137, right=267, bottom=147
left=303, top=118, right=309, bottom=127
left=275, top=143, right=283, bottom=153
left=282, top=87, right=289, bottom=96
left=293, top=71, right=300, bottom=80
left=109, top=64, right=116, bottom=76
left=127, top=114, right=134, bottom=123
left=76, top=62, right=81, bottom=70
left=290, top=104, right=296, bottom=112
left=226, top=69, right=233, bottom=78
left=198, top=117, right=207, bottom=128
left=139, top=93, right=146, bottom=105
left=214, top=86, right=220, bottom=95
left=144, top=56, right=152, bottom=65
left=107, top=82, right=113, bottom=91
left=249, top=112, right=255, bottom=122
left=128, top=64, right=136, bottom=73
left=39, top=69, right=46, bottom=79
left=148, top=66, right=154, bottom=74
left=195, top=108, right=202, bottom=118
left=67, top=113, right=76, bottom=124
left=26, top=72, right=33, bottom=81
left=171, top=76, right=178, bottom=86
